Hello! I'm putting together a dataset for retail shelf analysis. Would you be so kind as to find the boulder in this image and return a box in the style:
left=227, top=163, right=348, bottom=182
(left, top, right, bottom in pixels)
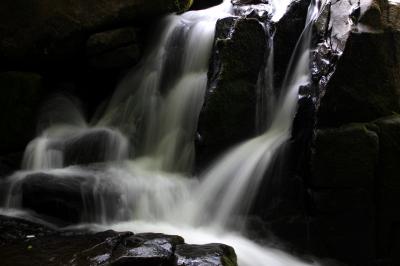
left=311, top=123, right=379, bottom=188
left=12, top=171, right=121, bottom=224
left=175, top=243, right=237, bottom=266
left=0, top=72, right=44, bottom=155
left=197, top=17, right=266, bottom=164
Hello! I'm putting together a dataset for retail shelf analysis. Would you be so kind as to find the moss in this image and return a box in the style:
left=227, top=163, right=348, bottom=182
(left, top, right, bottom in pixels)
left=174, top=0, right=193, bottom=13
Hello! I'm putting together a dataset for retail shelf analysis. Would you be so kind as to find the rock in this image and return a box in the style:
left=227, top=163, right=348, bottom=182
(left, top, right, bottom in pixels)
left=363, top=116, right=400, bottom=262
left=0, top=72, right=44, bottom=155
left=0, top=0, right=192, bottom=69
left=63, top=128, right=129, bottom=167
left=86, top=27, right=141, bottom=69
left=10, top=171, right=121, bottom=224
left=273, top=0, right=311, bottom=88
left=311, top=188, right=373, bottom=214
left=374, top=115, right=400, bottom=188
left=311, top=123, right=379, bottom=188
left=308, top=213, right=375, bottom=264
left=0, top=215, right=237, bottom=266
left=197, top=17, right=266, bottom=164
left=23, top=127, right=129, bottom=169
left=75, top=232, right=184, bottom=266
left=190, top=0, right=223, bottom=10
left=381, top=0, right=400, bottom=30
left=87, top=27, right=139, bottom=56
left=359, top=0, right=382, bottom=28
left=231, top=0, right=267, bottom=5
left=316, top=31, right=400, bottom=127
left=175, top=243, right=237, bottom=266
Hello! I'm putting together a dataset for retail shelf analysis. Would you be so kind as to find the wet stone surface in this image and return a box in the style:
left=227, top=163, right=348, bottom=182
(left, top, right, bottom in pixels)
left=0, top=215, right=237, bottom=266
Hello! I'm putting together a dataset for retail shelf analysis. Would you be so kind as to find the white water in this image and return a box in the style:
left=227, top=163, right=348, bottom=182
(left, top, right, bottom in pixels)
left=2, top=1, right=324, bottom=265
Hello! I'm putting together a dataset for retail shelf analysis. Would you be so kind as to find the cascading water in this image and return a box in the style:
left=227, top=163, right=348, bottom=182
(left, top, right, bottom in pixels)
left=2, top=0, right=323, bottom=265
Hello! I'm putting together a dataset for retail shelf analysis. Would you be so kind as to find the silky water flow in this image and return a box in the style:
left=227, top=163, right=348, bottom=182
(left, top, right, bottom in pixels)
left=2, top=1, right=323, bottom=265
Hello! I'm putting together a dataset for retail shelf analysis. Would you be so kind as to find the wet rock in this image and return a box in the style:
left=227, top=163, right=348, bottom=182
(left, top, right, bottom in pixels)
left=316, top=30, right=400, bottom=127
left=86, top=27, right=141, bottom=69
left=311, top=123, right=379, bottom=188
left=197, top=17, right=266, bottom=164
left=0, top=215, right=56, bottom=246
left=0, top=72, right=44, bottom=154
left=175, top=243, right=237, bottom=266
left=75, top=232, right=184, bottom=266
left=273, top=0, right=311, bottom=88
left=190, top=0, right=223, bottom=10
left=1, top=215, right=237, bottom=266
left=13, top=171, right=121, bottom=224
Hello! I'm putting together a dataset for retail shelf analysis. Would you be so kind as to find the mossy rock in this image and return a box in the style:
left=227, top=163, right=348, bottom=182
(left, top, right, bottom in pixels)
left=0, top=72, right=44, bottom=154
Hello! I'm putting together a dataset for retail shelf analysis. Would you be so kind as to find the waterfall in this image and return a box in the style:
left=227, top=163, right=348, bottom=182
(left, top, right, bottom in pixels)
left=180, top=0, right=320, bottom=229
left=2, top=1, right=324, bottom=265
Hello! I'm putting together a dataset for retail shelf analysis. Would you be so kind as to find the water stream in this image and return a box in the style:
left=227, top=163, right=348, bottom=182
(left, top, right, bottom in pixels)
left=2, top=1, right=323, bottom=265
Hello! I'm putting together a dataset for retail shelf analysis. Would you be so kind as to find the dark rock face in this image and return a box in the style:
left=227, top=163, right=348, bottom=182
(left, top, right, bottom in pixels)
left=273, top=0, right=311, bottom=88
left=311, top=124, right=379, bottom=188
left=190, top=0, right=223, bottom=10
left=197, top=17, right=266, bottom=164
left=86, top=27, right=141, bottom=70
left=12, top=171, right=121, bottom=224
left=0, top=0, right=192, bottom=69
left=0, top=215, right=237, bottom=266
left=372, top=115, right=400, bottom=261
left=0, top=72, right=44, bottom=154
left=317, top=31, right=400, bottom=127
